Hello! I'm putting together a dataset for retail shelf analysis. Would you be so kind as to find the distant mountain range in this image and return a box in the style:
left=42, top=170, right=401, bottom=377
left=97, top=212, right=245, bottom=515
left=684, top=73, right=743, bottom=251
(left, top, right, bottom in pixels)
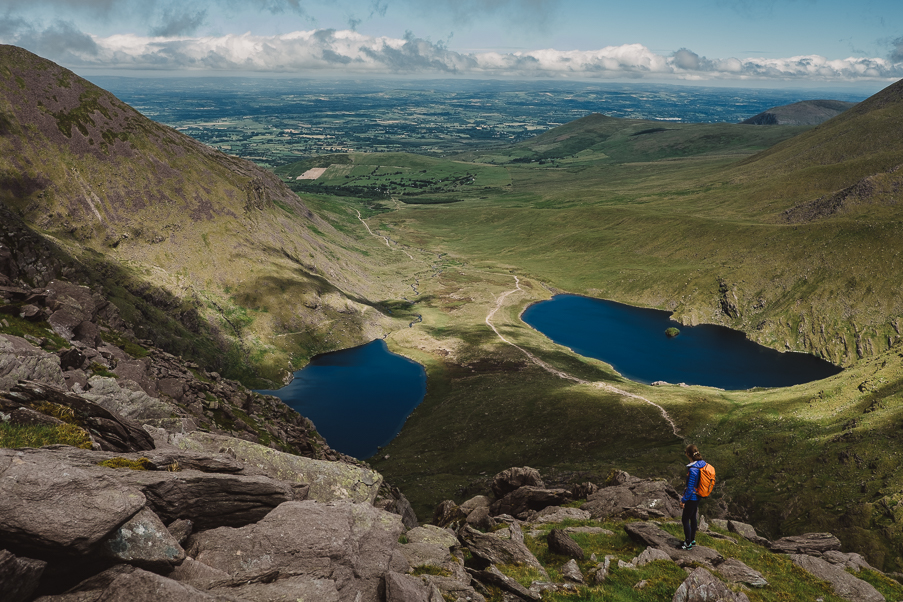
left=740, top=99, right=857, bottom=125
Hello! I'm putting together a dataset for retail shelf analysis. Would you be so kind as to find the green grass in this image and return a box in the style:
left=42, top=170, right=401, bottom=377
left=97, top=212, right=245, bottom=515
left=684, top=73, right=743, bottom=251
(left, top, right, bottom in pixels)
left=0, top=314, right=70, bottom=351
left=0, top=423, right=92, bottom=449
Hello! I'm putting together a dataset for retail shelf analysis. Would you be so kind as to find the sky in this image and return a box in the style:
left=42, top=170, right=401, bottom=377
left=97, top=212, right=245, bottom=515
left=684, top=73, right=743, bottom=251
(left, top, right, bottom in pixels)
left=1, top=0, right=902, bottom=87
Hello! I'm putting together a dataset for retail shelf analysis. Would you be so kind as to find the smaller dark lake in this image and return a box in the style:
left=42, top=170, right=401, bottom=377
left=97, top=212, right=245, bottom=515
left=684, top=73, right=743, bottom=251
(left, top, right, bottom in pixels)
left=257, top=339, right=426, bottom=459
left=521, top=295, right=842, bottom=390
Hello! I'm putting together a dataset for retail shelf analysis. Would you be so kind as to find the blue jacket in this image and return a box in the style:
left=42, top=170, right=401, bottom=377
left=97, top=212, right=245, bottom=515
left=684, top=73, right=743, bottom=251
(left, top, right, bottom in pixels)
left=682, top=460, right=707, bottom=503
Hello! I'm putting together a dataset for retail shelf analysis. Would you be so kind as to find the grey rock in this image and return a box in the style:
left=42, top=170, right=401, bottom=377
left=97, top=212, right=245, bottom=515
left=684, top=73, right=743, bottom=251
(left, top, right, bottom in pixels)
left=421, top=575, right=486, bottom=602
left=588, top=555, right=616, bottom=584
left=632, top=547, right=672, bottom=567
left=466, top=505, right=496, bottom=530
left=406, top=525, right=459, bottom=549
left=583, top=475, right=681, bottom=520
left=459, top=495, right=492, bottom=515
left=727, top=520, right=771, bottom=546
left=112, top=359, right=157, bottom=397
left=791, top=554, right=883, bottom=602
left=547, top=529, right=584, bottom=559
left=490, top=486, right=571, bottom=517
left=44, top=281, right=101, bottom=323
left=209, top=576, right=341, bottom=602
left=715, top=558, right=768, bottom=588
left=467, top=566, right=541, bottom=601
left=168, top=556, right=231, bottom=588
left=0, top=549, right=46, bottom=602
left=769, top=533, right=842, bottom=555
left=397, top=540, right=467, bottom=582
left=491, top=466, right=545, bottom=498
left=533, top=506, right=590, bottom=524
left=0, top=334, right=65, bottom=392
left=62, top=370, right=87, bottom=392
left=822, top=550, right=875, bottom=572
left=460, top=524, right=547, bottom=577
left=623, top=522, right=722, bottom=568
left=433, top=500, right=467, bottom=529
left=33, top=565, right=234, bottom=602
left=101, top=506, right=186, bottom=571
left=167, top=519, right=193, bottom=545
left=72, top=320, right=102, bottom=347
left=187, top=500, right=407, bottom=602
left=0, top=448, right=147, bottom=555
left=376, top=484, right=419, bottom=530
left=560, top=558, right=584, bottom=583
left=672, top=567, right=751, bottom=602
left=710, top=519, right=729, bottom=530
left=176, top=431, right=382, bottom=504
left=47, top=308, right=85, bottom=341
left=117, top=469, right=293, bottom=530
left=571, top=481, right=599, bottom=499
left=385, top=571, right=433, bottom=602
left=82, top=376, right=174, bottom=421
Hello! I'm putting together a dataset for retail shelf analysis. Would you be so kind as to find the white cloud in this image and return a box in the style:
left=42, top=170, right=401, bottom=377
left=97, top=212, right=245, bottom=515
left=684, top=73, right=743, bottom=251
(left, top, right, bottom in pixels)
left=5, top=25, right=903, bottom=81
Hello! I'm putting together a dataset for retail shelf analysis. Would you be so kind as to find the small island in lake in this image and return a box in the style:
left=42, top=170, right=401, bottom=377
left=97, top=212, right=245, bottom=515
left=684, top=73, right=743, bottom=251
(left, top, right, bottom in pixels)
left=665, top=327, right=680, bottom=338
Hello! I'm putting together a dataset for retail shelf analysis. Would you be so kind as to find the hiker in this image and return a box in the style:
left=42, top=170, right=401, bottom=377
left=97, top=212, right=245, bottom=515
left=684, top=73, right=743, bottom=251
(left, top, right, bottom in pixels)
left=679, top=443, right=709, bottom=550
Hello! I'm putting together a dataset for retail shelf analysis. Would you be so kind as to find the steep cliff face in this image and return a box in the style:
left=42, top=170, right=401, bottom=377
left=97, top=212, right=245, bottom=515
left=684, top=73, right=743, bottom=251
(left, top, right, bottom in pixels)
left=0, top=45, right=399, bottom=385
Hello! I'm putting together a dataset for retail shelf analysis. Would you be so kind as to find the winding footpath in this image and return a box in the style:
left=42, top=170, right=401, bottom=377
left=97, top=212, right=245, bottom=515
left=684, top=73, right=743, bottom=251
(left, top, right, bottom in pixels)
left=486, top=276, right=682, bottom=438
left=355, top=210, right=414, bottom=260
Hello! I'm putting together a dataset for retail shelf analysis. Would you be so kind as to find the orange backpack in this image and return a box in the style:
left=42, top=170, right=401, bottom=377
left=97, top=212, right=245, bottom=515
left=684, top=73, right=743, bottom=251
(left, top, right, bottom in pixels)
left=695, top=463, right=716, bottom=497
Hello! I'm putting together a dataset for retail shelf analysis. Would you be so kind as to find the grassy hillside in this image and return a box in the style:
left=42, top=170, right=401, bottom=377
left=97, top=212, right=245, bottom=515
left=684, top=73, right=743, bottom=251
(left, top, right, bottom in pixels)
left=0, top=45, right=414, bottom=385
left=276, top=81, right=903, bottom=569
left=741, top=99, right=856, bottom=125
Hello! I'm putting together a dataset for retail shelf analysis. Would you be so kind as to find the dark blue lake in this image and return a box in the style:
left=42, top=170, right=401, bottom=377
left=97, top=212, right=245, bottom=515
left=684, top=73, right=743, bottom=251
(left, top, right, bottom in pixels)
left=257, top=339, right=426, bottom=459
left=521, top=295, right=842, bottom=389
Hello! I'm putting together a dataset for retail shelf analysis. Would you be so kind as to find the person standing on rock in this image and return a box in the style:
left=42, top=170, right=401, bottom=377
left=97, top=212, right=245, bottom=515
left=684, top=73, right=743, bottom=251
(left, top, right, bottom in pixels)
left=679, top=444, right=706, bottom=550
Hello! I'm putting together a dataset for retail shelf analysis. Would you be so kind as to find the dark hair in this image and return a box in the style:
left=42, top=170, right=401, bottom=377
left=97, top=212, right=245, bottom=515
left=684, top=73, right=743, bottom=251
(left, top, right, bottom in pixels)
left=685, top=444, right=702, bottom=460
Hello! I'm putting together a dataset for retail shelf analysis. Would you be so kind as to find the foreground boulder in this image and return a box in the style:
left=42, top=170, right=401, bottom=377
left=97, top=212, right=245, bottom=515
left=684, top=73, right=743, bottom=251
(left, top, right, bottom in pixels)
left=186, top=500, right=407, bottom=601
left=583, top=472, right=681, bottom=520
left=790, top=554, right=884, bottom=602
left=100, top=507, right=186, bottom=572
left=0, top=448, right=146, bottom=556
left=33, top=565, right=229, bottom=602
left=673, top=567, right=751, bottom=602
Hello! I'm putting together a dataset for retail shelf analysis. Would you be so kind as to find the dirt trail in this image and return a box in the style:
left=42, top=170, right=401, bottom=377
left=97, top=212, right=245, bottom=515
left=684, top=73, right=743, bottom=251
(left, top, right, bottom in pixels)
left=486, top=276, right=682, bottom=438
left=355, top=210, right=414, bottom=259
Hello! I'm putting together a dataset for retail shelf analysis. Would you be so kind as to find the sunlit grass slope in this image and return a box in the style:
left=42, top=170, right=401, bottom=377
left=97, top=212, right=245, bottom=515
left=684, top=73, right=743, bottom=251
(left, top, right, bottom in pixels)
left=0, top=45, right=416, bottom=385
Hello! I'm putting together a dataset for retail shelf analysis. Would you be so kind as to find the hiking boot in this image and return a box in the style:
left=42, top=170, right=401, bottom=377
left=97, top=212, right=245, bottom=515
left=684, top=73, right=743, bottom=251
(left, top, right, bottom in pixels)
left=680, top=541, right=694, bottom=550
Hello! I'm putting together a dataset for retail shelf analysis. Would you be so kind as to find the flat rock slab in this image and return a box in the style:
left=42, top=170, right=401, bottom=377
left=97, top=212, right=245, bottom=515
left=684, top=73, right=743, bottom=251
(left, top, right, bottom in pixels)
left=715, top=558, right=768, bottom=588
left=467, top=566, right=541, bottom=602
left=791, top=554, right=884, bottom=602
left=673, top=567, right=750, bottom=602
left=770, top=533, right=841, bottom=555
left=623, top=522, right=722, bottom=567
left=187, top=500, right=406, bottom=602
left=0, top=448, right=146, bottom=555
left=177, top=431, right=382, bottom=504
left=533, top=506, right=591, bottom=524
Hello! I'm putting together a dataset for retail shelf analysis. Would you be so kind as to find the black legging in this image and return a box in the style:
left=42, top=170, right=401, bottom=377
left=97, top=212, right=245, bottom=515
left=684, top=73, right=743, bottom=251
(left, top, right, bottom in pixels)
left=682, top=499, right=700, bottom=544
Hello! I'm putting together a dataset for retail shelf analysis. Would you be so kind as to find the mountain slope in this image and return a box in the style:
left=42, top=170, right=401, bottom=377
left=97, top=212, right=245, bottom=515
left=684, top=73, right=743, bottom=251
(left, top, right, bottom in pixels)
left=740, top=99, right=856, bottom=125
left=0, top=45, right=401, bottom=385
